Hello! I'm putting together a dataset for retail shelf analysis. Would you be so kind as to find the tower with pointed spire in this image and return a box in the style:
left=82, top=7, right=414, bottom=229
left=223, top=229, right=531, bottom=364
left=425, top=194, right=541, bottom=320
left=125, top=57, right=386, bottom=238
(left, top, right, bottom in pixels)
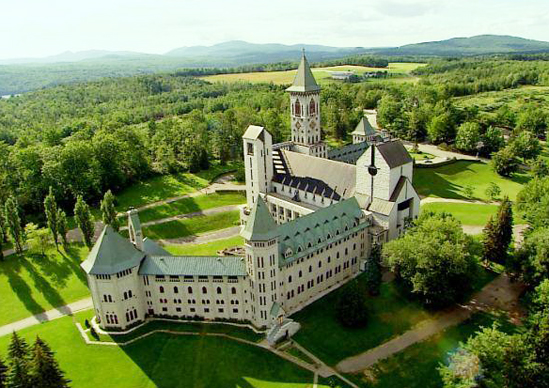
left=286, top=50, right=326, bottom=158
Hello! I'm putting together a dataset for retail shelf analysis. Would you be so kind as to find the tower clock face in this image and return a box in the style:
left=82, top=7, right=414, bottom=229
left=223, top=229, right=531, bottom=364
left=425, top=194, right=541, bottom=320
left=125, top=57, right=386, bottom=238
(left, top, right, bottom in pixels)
left=368, top=165, right=378, bottom=176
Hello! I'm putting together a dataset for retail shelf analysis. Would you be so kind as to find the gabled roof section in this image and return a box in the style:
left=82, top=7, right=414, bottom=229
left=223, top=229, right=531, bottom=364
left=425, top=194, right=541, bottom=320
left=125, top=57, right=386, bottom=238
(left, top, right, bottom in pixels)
left=286, top=53, right=321, bottom=93
left=139, top=255, right=246, bottom=276
left=81, top=226, right=145, bottom=275
left=143, top=238, right=172, bottom=256
left=241, top=197, right=279, bottom=241
left=243, top=125, right=265, bottom=140
left=351, top=117, right=377, bottom=136
left=377, top=141, right=413, bottom=169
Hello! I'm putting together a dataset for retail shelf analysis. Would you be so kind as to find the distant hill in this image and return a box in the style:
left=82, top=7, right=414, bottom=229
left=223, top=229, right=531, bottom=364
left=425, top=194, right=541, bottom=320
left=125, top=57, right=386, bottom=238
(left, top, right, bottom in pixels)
left=371, top=35, right=549, bottom=56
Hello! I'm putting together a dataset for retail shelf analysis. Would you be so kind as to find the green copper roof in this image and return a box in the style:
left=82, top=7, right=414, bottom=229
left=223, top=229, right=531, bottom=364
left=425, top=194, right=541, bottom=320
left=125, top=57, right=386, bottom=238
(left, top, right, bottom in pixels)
left=139, top=255, right=246, bottom=276
left=143, top=238, right=171, bottom=256
left=241, top=197, right=279, bottom=241
left=351, top=117, right=377, bottom=136
left=286, top=53, right=321, bottom=93
left=81, top=226, right=145, bottom=275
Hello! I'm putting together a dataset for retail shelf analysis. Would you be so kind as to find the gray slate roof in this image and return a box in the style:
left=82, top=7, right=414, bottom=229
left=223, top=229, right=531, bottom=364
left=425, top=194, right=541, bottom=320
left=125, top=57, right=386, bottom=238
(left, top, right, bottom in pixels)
left=282, top=150, right=357, bottom=199
left=241, top=197, right=279, bottom=241
left=327, top=142, right=369, bottom=164
left=139, top=255, right=246, bottom=276
left=143, top=238, right=172, bottom=256
left=286, top=53, right=321, bottom=93
left=81, top=226, right=145, bottom=275
left=243, top=125, right=265, bottom=140
left=377, top=141, right=413, bottom=168
left=351, top=117, right=377, bottom=136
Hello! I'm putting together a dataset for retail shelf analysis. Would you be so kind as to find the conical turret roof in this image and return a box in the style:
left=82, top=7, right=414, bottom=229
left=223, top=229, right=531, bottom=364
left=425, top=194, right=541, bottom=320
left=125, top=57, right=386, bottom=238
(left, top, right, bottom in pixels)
left=351, top=117, right=377, bottom=136
left=241, top=197, right=279, bottom=241
left=286, top=52, right=321, bottom=93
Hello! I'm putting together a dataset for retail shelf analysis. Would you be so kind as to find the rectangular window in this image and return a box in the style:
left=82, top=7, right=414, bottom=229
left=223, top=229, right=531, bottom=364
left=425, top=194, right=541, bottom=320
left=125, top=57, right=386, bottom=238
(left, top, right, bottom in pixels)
left=204, top=308, right=210, bottom=313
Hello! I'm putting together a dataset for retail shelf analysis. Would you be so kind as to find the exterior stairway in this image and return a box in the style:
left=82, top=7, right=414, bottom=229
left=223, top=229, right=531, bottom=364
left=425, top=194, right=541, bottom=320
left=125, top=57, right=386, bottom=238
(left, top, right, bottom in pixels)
left=266, top=318, right=301, bottom=346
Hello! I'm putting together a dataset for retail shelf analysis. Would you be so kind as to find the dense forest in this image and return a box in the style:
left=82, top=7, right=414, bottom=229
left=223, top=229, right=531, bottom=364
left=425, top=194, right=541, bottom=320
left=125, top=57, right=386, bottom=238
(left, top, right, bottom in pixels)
left=1, top=56, right=548, bottom=217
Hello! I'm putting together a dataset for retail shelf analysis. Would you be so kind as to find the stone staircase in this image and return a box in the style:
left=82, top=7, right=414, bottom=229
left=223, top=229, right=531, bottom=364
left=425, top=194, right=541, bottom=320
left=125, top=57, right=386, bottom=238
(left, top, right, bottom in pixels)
left=266, top=318, right=301, bottom=346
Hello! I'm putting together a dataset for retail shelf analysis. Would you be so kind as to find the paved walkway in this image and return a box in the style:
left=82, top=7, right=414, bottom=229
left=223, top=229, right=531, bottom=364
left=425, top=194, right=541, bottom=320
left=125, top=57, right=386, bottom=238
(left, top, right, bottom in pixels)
left=0, top=297, right=93, bottom=338
left=403, top=141, right=485, bottom=162
left=421, top=197, right=498, bottom=205
left=335, top=273, right=525, bottom=373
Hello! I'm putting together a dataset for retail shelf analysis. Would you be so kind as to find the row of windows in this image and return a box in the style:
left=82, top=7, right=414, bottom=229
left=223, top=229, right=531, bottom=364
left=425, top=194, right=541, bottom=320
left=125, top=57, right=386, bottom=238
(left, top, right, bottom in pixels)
left=160, top=307, right=240, bottom=315
left=292, top=99, right=318, bottom=117
left=96, top=274, right=111, bottom=280
left=152, top=275, right=239, bottom=283
left=116, top=269, right=132, bottom=279
left=158, top=286, right=238, bottom=295
left=125, top=308, right=138, bottom=323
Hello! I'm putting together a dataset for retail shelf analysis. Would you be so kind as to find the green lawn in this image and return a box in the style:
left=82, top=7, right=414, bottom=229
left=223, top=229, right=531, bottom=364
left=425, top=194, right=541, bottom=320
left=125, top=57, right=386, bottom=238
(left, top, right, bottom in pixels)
left=414, top=161, right=529, bottom=201
left=136, top=192, right=245, bottom=223
left=356, top=312, right=519, bottom=388
left=115, top=162, right=241, bottom=211
left=0, top=244, right=90, bottom=326
left=421, top=202, right=499, bottom=226
left=406, top=149, right=435, bottom=161
left=165, top=236, right=244, bottom=256
left=142, top=210, right=240, bottom=240
left=292, top=277, right=435, bottom=366
left=0, top=311, right=337, bottom=388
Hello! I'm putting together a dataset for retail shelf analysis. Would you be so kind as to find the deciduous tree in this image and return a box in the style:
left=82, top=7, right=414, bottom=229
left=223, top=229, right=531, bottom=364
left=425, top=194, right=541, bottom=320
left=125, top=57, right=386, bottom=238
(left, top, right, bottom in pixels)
left=336, top=280, right=368, bottom=327
left=25, top=223, right=53, bottom=257
left=100, top=190, right=119, bottom=232
left=44, top=187, right=59, bottom=247
left=74, top=196, right=95, bottom=249
left=4, top=196, right=24, bottom=254
left=365, top=243, right=382, bottom=296
left=56, top=210, right=69, bottom=247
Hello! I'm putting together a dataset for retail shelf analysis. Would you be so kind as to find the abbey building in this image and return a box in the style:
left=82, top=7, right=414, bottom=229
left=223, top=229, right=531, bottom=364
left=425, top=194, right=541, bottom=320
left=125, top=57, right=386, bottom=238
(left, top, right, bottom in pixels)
left=81, top=53, right=420, bottom=343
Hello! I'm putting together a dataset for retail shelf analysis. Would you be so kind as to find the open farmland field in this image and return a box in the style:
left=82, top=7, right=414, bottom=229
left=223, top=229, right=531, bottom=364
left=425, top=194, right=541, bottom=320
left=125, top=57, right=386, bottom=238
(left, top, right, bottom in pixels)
left=201, top=63, right=426, bottom=85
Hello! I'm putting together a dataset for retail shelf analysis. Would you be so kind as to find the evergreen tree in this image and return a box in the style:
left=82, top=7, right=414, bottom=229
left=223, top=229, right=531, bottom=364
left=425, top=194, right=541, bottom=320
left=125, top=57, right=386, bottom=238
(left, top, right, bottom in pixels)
left=336, top=280, right=368, bottom=327
left=0, top=357, right=7, bottom=388
left=482, top=216, right=500, bottom=266
left=8, top=332, right=29, bottom=361
left=100, top=190, right=119, bottom=232
left=497, top=196, right=514, bottom=254
left=6, top=358, right=31, bottom=388
left=43, top=187, right=59, bottom=247
left=365, top=243, right=382, bottom=296
left=4, top=196, right=24, bottom=254
left=56, top=210, right=68, bottom=247
left=29, top=337, right=70, bottom=388
left=74, top=196, right=95, bottom=249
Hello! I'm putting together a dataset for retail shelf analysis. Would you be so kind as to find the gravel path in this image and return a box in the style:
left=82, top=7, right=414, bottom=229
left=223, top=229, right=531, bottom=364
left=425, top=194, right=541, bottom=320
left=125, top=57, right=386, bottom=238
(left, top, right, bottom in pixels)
left=335, top=273, right=525, bottom=373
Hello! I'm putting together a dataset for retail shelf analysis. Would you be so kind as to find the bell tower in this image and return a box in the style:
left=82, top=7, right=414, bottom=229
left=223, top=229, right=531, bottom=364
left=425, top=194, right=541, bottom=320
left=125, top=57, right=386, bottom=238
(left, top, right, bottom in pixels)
left=287, top=50, right=326, bottom=158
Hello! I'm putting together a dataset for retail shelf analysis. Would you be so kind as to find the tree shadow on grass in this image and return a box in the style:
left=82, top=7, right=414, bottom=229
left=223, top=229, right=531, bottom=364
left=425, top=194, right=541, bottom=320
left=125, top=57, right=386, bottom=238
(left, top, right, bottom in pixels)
left=19, top=257, right=67, bottom=313
left=0, top=258, right=45, bottom=319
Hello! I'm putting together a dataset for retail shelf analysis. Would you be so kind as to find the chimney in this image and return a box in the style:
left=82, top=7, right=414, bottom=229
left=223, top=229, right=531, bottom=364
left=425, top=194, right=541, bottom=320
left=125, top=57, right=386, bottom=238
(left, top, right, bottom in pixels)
left=127, top=207, right=144, bottom=251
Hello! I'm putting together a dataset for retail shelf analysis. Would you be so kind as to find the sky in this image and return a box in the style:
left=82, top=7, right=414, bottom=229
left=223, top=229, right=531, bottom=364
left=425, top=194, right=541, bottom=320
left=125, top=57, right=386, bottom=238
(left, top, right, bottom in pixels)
left=1, top=0, right=549, bottom=59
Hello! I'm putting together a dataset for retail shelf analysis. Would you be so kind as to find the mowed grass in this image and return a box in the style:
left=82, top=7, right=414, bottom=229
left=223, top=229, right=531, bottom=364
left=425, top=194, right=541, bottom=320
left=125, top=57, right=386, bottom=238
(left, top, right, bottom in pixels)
left=414, top=161, right=529, bottom=201
left=292, top=276, right=435, bottom=366
left=136, top=192, right=245, bottom=223
left=115, top=162, right=241, bottom=211
left=421, top=202, right=499, bottom=226
left=0, top=312, right=329, bottom=388
left=202, top=63, right=425, bottom=85
left=142, top=210, right=240, bottom=240
left=165, top=235, right=244, bottom=256
left=358, top=312, right=518, bottom=388
left=0, top=244, right=90, bottom=326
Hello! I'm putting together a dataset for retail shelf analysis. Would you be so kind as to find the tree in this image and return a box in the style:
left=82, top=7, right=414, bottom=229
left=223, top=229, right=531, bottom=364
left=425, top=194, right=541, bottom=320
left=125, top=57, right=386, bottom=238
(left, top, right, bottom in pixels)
left=0, top=356, right=7, bottom=388
left=44, top=187, right=59, bottom=247
left=336, top=280, right=368, bottom=327
left=29, top=337, right=70, bottom=388
left=516, top=177, right=549, bottom=229
left=482, top=126, right=505, bottom=155
left=509, top=227, right=549, bottom=287
left=492, top=146, right=519, bottom=177
left=56, top=210, right=69, bottom=247
left=427, top=114, right=450, bottom=144
left=0, top=206, right=8, bottom=243
left=74, top=196, right=95, bottom=249
left=100, top=190, right=119, bottom=232
left=439, top=348, right=481, bottom=388
left=365, top=243, right=382, bottom=296
left=4, top=196, right=24, bottom=254
left=497, top=197, right=514, bottom=255
left=6, top=358, right=31, bottom=388
left=7, top=332, right=29, bottom=361
left=383, top=212, right=477, bottom=306
left=483, top=198, right=513, bottom=267
left=24, top=223, right=53, bottom=257
left=482, top=216, right=499, bottom=267
left=455, top=122, right=481, bottom=153
left=530, top=158, right=549, bottom=179
left=510, top=131, right=542, bottom=161
left=485, top=182, right=501, bottom=201
left=516, top=105, right=548, bottom=136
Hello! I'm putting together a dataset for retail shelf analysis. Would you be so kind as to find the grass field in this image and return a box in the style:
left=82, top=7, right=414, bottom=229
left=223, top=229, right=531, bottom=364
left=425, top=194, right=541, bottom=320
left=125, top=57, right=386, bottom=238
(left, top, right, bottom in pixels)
left=356, top=312, right=519, bottom=388
left=406, top=149, right=435, bottom=161
left=0, top=244, right=90, bottom=326
left=165, top=236, right=244, bottom=256
left=202, top=63, right=425, bottom=85
left=135, top=192, right=245, bottom=223
left=453, top=85, right=549, bottom=115
left=0, top=311, right=344, bottom=388
left=115, top=162, right=241, bottom=211
left=414, top=161, right=529, bottom=201
left=421, top=202, right=500, bottom=226
left=142, top=210, right=240, bottom=240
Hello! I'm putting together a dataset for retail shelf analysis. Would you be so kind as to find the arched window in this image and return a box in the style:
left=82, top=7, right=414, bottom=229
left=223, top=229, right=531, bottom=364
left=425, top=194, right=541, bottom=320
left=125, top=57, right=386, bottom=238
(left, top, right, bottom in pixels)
left=129, top=290, right=132, bottom=298
left=217, top=287, right=222, bottom=295
left=299, top=270, right=302, bottom=278
left=188, top=287, right=193, bottom=294
left=159, top=286, right=164, bottom=294
left=174, top=286, right=179, bottom=294
left=202, top=287, right=207, bottom=294
left=231, top=287, right=236, bottom=295
left=123, top=292, right=128, bottom=300
left=309, top=99, right=316, bottom=115
left=288, top=275, right=292, bottom=283
left=295, top=100, right=301, bottom=117
left=309, top=265, right=312, bottom=273
left=126, top=312, right=130, bottom=322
